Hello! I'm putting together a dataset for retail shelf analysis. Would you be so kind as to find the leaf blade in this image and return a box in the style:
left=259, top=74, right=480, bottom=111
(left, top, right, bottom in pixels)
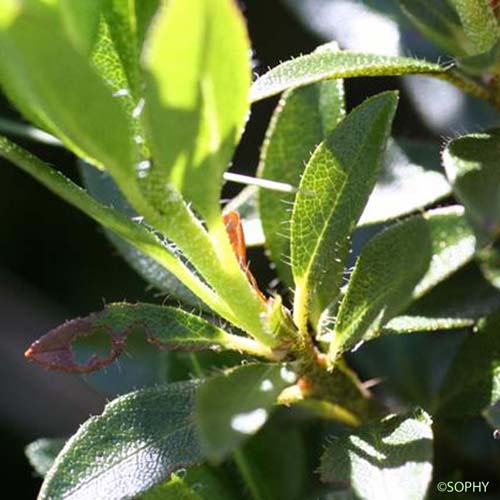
left=331, top=207, right=476, bottom=357
left=251, top=51, right=446, bottom=102
left=320, top=412, right=434, bottom=500
left=291, top=92, right=398, bottom=326
left=142, top=0, right=251, bottom=224
left=258, top=59, right=345, bottom=287
left=196, top=363, right=298, bottom=462
left=0, top=3, right=133, bottom=173
left=39, top=381, right=202, bottom=500
left=443, top=128, right=500, bottom=237
left=448, top=0, right=499, bottom=55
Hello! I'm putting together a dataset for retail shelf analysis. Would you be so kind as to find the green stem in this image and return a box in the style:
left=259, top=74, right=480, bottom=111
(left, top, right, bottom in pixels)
left=233, top=449, right=264, bottom=500
left=441, top=69, right=500, bottom=110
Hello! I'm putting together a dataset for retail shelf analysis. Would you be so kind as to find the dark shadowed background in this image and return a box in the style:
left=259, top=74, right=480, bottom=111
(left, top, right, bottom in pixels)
left=1, top=1, right=498, bottom=497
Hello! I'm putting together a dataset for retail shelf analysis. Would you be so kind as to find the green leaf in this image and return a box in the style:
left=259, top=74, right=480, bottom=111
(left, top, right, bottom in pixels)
left=359, top=139, right=450, bottom=226
left=238, top=419, right=308, bottom=500
left=196, top=363, right=298, bottom=462
left=102, top=0, right=141, bottom=98
left=138, top=465, right=235, bottom=500
left=39, top=381, right=202, bottom=500
left=443, top=128, right=500, bottom=237
left=0, top=135, right=223, bottom=315
left=259, top=54, right=345, bottom=287
left=58, top=0, right=101, bottom=54
left=251, top=51, right=446, bottom=102
left=384, top=263, right=500, bottom=334
left=26, top=302, right=271, bottom=372
left=331, top=207, right=476, bottom=358
left=396, top=0, right=469, bottom=55
left=448, top=0, right=499, bottom=55
left=438, top=313, right=500, bottom=417
left=25, top=438, right=65, bottom=477
left=0, top=3, right=134, bottom=173
left=320, top=412, right=434, bottom=500
left=291, top=92, right=398, bottom=329
left=81, top=164, right=205, bottom=308
left=138, top=475, right=202, bottom=500
left=142, top=0, right=251, bottom=224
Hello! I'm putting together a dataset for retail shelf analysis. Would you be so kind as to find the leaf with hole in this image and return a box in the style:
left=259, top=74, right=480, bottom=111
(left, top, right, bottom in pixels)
left=25, top=303, right=270, bottom=373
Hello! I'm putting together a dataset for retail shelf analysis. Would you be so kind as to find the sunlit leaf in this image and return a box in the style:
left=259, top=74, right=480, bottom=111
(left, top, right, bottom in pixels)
left=58, top=0, right=102, bottom=54
left=320, top=412, right=434, bottom=500
left=331, top=207, right=475, bottom=358
left=259, top=46, right=345, bottom=287
left=81, top=164, right=205, bottom=308
left=142, top=0, right=251, bottom=224
left=384, top=263, right=500, bottom=333
left=0, top=2, right=134, bottom=172
left=448, top=0, right=499, bottom=55
left=196, top=363, right=298, bottom=462
left=291, top=92, right=398, bottom=326
left=39, top=381, right=202, bottom=500
left=251, top=51, right=447, bottom=102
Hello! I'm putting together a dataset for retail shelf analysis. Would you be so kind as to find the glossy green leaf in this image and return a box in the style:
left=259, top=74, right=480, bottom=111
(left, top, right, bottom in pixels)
left=58, top=0, right=101, bottom=54
left=39, top=381, right=202, bottom=500
left=443, top=128, right=500, bottom=237
left=25, top=438, right=65, bottom=477
left=438, top=313, right=500, bottom=417
left=0, top=3, right=134, bottom=173
left=251, top=51, right=446, bottom=102
left=384, top=263, right=500, bottom=334
left=142, top=0, right=251, bottom=224
left=238, top=419, right=308, bottom=500
left=81, top=164, right=204, bottom=308
left=259, top=55, right=345, bottom=287
left=448, top=0, right=499, bottom=55
left=396, top=0, right=469, bottom=55
left=320, top=412, right=434, bottom=500
left=196, top=363, right=298, bottom=462
left=0, top=135, right=222, bottom=315
left=331, top=207, right=476, bottom=357
left=291, top=92, right=398, bottom=327
left=359, top=139, right=450, bottom=226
